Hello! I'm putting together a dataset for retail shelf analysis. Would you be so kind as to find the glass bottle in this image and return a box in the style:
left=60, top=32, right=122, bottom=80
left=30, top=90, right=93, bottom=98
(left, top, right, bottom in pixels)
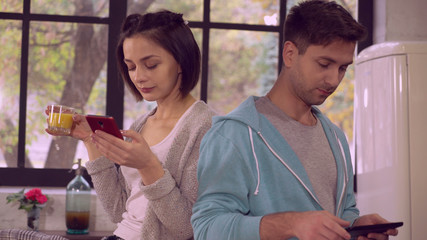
left=66, top=158, right=90, bottom=234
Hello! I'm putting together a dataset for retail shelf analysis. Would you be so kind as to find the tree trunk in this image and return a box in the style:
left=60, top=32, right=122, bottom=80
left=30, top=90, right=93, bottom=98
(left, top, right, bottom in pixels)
left=45, top=1, right=107, bottom=168
left=1, top=118, right=32, bottom=168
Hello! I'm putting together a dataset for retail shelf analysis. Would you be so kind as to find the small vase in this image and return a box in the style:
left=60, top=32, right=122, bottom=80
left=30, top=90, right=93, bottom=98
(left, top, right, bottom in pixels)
left=27, top=207, right=41, bottom=231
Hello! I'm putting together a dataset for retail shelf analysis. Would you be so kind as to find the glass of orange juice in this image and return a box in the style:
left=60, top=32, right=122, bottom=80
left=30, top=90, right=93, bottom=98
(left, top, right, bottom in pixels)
left=47, top=105, right=75, bottom=135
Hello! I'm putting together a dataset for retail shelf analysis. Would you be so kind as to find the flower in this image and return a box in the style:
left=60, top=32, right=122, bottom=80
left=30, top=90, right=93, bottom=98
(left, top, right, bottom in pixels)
left=6, top=188, right=49, bottom=212
left=24, top=188, right=48, bottom=204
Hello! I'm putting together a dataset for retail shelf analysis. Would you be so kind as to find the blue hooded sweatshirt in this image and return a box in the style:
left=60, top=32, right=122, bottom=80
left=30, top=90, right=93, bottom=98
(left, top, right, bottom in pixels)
left=191, top=96, right=359, bottom=240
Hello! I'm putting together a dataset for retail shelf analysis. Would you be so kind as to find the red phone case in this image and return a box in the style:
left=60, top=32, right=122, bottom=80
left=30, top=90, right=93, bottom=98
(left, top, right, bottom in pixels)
left=85, top=115, right=123, bottom=139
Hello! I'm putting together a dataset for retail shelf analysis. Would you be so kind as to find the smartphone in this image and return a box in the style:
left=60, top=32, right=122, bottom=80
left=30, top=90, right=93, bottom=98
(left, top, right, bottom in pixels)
left=85, top=115, right=123, bottom=139
left=346, top=222, right=403, bottom=239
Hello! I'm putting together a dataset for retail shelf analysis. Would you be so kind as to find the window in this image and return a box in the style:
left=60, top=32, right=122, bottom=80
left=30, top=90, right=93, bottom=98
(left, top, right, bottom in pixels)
left=0, top=0, right=359, bottom=187
left=0, top=0, right=126, bottom=186
left=123, top=0, right=283, bottom=125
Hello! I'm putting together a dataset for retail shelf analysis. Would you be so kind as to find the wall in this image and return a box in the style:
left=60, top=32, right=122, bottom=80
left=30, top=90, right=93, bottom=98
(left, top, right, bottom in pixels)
left=373, top=0, right=427, bottom=43
left=357, top=0, right=427, bottom=239
left=0, top=187, right=116, bottom=232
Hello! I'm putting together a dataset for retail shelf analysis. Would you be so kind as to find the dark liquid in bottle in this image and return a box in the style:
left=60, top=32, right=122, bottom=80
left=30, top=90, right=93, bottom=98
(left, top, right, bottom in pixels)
left=66, top=211, right=90, bottom=230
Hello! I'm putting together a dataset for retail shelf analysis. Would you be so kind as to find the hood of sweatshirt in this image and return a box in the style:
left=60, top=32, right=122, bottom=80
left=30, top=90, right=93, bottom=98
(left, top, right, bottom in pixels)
left=211, top=96, right=352, bottom=217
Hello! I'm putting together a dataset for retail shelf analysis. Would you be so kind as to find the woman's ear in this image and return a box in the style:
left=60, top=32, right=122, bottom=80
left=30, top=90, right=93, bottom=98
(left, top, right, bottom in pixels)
left=282, top=41, right=298, bottom=67
left=177, top=65, right=182, bottom=75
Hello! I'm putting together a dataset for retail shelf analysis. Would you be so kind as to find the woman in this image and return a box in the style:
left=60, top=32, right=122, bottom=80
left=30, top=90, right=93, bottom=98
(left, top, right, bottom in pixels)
left=46, top=10, right=215, bottom=240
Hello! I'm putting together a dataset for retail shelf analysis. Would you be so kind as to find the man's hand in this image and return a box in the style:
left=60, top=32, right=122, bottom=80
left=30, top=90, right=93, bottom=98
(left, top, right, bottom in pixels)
left=260, top=210, right=351, bottom=240
left=353, top=214, right=399, bottom=240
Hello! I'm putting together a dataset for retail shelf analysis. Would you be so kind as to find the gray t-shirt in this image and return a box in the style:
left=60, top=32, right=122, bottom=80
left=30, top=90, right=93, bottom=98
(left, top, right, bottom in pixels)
left=255, top=96, right=337, bottom=214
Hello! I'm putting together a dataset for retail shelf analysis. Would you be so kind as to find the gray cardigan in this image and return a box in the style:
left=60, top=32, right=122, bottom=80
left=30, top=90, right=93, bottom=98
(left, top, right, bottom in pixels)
left=86, top=101, right=216, bottom=240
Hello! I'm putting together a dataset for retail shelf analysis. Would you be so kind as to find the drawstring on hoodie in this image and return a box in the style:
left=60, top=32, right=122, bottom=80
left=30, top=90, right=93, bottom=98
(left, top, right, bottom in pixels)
left=247, top=124, right=349, bottom=216
left=248, top=126, right=322, bottom=207
left=248, top=126, right=261, bottom=195
left=333, top=130, right=349, bottom=216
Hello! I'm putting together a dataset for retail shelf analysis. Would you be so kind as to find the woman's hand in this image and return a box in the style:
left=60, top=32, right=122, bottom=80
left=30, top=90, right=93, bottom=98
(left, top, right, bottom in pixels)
left=91, top=129, right=164, bottom=185
left=44, top=108, right=92, bottom=143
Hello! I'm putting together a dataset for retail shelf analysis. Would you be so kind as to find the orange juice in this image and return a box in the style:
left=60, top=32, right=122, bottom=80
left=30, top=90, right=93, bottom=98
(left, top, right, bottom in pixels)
left=47, top=105, right=75, bottom=134
left=49, top=113, right=73, bottom=128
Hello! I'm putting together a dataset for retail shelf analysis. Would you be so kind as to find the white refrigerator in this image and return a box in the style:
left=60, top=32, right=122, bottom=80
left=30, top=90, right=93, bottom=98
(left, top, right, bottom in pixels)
left=354, top=42, right=427, bottom=239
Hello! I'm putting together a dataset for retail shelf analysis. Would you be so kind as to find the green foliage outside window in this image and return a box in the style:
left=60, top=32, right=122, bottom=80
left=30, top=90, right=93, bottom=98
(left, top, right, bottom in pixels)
left=0, top=0, right=357, bottom=172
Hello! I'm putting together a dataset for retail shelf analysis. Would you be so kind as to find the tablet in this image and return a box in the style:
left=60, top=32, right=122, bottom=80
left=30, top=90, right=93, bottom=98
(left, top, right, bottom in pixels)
left=346, top=222, right=403, bottom=239
left=85, top=115, right=123, bottom=139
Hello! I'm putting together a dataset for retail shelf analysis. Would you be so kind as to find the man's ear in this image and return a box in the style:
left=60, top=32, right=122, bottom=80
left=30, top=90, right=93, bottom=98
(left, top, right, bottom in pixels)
left=282, top=41, right=298, bottom=67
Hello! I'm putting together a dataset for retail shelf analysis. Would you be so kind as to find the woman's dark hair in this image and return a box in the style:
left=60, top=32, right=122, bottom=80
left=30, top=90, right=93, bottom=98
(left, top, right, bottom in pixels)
left=284, top=0, right=367, bottom=54
left=116, top=10, right=201, bottom=101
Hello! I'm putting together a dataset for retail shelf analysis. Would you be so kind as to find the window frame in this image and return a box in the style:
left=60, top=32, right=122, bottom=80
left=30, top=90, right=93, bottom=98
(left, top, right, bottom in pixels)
left=194, top=0, right=286, bottom=104
left=0, top=0, right=127, bottom=186
left=0, top=0, right=291, bottom=187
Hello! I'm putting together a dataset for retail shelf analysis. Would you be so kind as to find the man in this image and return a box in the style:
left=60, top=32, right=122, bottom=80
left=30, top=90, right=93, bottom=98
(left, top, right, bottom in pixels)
left=191, top=1, right=399, bottom=239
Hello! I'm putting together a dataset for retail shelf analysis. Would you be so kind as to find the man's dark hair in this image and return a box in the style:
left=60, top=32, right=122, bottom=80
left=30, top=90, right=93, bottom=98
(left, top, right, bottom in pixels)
left=284, top=0, right=367, bottom=54
left=116, top=10, right=201, bottom=101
